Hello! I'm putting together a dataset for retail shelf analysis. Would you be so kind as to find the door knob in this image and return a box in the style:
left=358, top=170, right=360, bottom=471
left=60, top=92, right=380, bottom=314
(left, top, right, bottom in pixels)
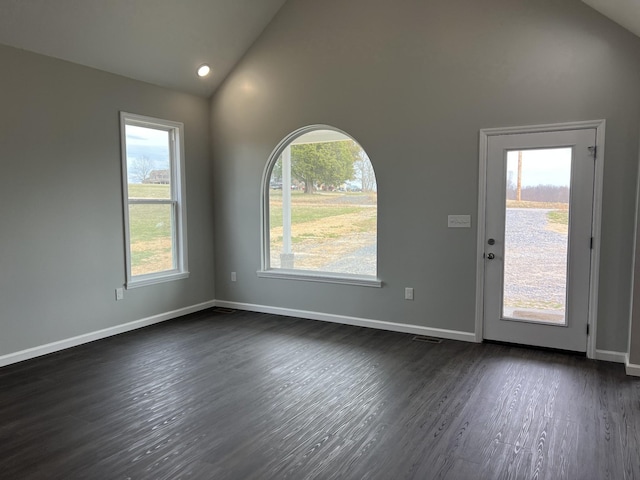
left=487, top=253, right=495, bottom=260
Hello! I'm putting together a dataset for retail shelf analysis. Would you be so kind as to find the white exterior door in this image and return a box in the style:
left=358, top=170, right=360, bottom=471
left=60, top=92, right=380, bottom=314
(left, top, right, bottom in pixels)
left=482, top=128, right=596, bottom=352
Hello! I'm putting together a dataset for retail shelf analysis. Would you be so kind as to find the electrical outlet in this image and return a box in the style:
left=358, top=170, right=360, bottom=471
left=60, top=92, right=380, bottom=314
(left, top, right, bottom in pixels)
left=405, top=287, right=414, bottom=300
left=115, top=288, right=124, bottom=301
left=231, top=272, right=237, bottom=282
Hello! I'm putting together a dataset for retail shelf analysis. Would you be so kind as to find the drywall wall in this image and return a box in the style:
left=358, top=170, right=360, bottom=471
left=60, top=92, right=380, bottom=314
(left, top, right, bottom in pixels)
left=630, top=138, right=640, bottom=366
left=632, top=256, right=640, bottom=365
left=0, top=45, right=215, bottom=357
left=210, top=0, right=640, bottom=352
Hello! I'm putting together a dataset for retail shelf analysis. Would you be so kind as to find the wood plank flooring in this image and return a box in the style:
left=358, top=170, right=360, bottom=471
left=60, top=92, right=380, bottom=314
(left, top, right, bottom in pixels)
left=1, top=308, right=639, bottom=479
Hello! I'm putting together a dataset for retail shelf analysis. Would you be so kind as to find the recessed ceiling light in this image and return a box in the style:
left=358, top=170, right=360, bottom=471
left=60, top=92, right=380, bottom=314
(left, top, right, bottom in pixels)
left=196, top=64, right=211, bottom=78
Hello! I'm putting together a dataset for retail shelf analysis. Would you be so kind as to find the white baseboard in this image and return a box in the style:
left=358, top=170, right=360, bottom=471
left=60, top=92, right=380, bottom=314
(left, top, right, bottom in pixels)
left=215, top=300, right=477, bottom=343
left=594, top=349, right=628, bottom=364
left=3, top=298, right=633, bottom=373
left=0, top=300, right=216, bottom=368
left=626, top=354, right=640, bottom=377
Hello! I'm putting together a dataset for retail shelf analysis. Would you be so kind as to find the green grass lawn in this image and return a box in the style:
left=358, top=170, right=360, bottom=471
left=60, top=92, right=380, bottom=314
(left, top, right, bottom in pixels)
left=269, top=191, right=377, bottom=252
left=129, top=204, right=173, bottom=242
left=269, top=191, right=375, bottom=229
left=270, top=190, right=377, bottom=205
left=128, top=183, right=170, bottom=199
left=127, top=183, right=174, bottom=275
left=547, top=210, right=569, bottom=226
left=270, top=204, right=362, bottom=229
left=507, top=200, right=569, bottom=210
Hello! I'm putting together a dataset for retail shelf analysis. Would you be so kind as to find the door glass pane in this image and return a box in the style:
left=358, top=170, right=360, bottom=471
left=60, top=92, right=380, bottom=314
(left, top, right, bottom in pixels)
left=503, top=148, right=571, bottom=325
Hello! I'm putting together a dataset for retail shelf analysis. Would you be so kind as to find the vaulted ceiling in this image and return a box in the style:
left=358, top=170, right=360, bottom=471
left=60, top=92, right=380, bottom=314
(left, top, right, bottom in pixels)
left=0, top=0, right=637, bottom=98
left=0, top=0, right=286, bottom=97
left=581, top=0, right=640, bottom=39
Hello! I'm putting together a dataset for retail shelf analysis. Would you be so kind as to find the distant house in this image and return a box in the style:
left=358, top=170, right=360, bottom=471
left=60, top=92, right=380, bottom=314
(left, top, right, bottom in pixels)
left=144, top=169, right=170, bottom=184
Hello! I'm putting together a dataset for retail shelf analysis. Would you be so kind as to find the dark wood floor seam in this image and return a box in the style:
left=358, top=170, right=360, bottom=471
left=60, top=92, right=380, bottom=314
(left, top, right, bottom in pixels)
left=0, top=308, right=638, bottom=479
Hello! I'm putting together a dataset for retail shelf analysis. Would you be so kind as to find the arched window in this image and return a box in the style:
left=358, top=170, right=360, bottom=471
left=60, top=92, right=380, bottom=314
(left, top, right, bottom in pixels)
left=259, top=125, right=379, bottom=286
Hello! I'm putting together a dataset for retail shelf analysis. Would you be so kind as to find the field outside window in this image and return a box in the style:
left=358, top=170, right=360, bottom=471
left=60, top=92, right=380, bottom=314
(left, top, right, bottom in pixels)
left=266, top=127, right=377, bottom=279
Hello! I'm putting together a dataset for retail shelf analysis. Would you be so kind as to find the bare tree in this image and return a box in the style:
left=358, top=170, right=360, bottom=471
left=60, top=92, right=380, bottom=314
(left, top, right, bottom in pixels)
left=131, top=156, right=154, bottom=183
left=355, top=152, right=376, bottom=192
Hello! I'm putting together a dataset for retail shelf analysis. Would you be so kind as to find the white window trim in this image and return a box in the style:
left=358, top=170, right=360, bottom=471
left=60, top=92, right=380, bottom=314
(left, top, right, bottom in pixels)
left=258, top=124, right=381, bottom=288
left=257, top=269, right=382, bottom=287
left=120, top=112, right=189, bottom=288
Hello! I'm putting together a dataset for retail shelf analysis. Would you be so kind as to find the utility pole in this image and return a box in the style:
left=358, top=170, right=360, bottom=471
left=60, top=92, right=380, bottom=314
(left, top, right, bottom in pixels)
left=517, top=150, right=523, bottom=202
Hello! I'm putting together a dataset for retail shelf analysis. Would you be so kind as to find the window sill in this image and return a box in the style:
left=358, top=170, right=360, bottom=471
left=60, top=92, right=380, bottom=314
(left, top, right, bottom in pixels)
left=126, top=271, right=190, bottom=289
left=256, top=269, right=382, bottom=287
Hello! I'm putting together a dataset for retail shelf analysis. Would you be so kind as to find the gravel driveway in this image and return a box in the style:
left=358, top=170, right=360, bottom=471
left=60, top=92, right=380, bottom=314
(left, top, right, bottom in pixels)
left=321, top=234, right=377, bottom=275
left=503, top=208, right=568, bottom=319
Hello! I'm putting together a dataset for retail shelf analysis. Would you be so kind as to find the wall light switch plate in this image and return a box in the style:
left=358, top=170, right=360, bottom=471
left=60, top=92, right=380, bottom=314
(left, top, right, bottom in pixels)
left=231, top=272, right=237, bottom=282
left=448, top=215, right=471, bottom=228
left=115, top=288, right=124, bottom=301
left=405, top=287, right=414, bottom=300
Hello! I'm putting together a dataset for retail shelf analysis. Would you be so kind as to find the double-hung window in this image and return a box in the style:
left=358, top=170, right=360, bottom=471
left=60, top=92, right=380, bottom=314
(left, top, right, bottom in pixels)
left=120, top=112, right=188, bottom=287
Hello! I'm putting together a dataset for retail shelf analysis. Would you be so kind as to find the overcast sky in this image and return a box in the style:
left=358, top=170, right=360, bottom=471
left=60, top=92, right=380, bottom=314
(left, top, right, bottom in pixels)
left=506, top=148, right=572, bottom=187
left=125, top=125, right=170, bottom=183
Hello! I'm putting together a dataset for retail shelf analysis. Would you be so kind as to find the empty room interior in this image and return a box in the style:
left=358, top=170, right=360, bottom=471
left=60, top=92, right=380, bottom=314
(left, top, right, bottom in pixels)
left=2, top=0, right=640, bottom=478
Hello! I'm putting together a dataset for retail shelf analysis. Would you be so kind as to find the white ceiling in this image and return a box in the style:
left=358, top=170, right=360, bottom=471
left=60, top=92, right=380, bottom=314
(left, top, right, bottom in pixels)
left=0, top=1, right=638, bottom=99
left=582, top=0, right=640, bottom=38
left=0, top=0, right=287, bottom=97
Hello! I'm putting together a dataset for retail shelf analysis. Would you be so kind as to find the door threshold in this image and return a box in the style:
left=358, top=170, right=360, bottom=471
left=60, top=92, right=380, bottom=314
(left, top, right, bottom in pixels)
left=483, top=340, right=587, bottom=357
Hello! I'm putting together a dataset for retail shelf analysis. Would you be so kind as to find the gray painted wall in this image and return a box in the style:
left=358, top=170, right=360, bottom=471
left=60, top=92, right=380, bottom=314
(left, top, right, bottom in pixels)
left=0, top=45, right=215, bottom=356
left=630, top=140, right=640, bottom=366
left=211, top=0, right=640, bottom=352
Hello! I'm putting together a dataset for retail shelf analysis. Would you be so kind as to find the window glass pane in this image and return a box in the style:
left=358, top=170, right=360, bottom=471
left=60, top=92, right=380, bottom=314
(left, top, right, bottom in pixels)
left=128, top=203, right=175, bottom=276
left=502, top=148, right=571, bottom=324
left=125, top=125, right=171, bottom=199
left=269, top=129, right=377, bottom=276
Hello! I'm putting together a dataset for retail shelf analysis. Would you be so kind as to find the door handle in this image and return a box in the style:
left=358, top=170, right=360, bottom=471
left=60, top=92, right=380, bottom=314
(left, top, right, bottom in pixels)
left=486, top=253, right=495, bottom=260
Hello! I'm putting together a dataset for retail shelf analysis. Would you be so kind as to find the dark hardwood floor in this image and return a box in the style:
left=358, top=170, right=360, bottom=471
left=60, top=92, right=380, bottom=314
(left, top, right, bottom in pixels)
left=1, top=308, right=639, bottom=479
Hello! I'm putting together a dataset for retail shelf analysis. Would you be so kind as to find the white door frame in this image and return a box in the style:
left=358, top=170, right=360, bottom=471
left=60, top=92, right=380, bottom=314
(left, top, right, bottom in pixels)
left=474, top=120, right=606, bottom=359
